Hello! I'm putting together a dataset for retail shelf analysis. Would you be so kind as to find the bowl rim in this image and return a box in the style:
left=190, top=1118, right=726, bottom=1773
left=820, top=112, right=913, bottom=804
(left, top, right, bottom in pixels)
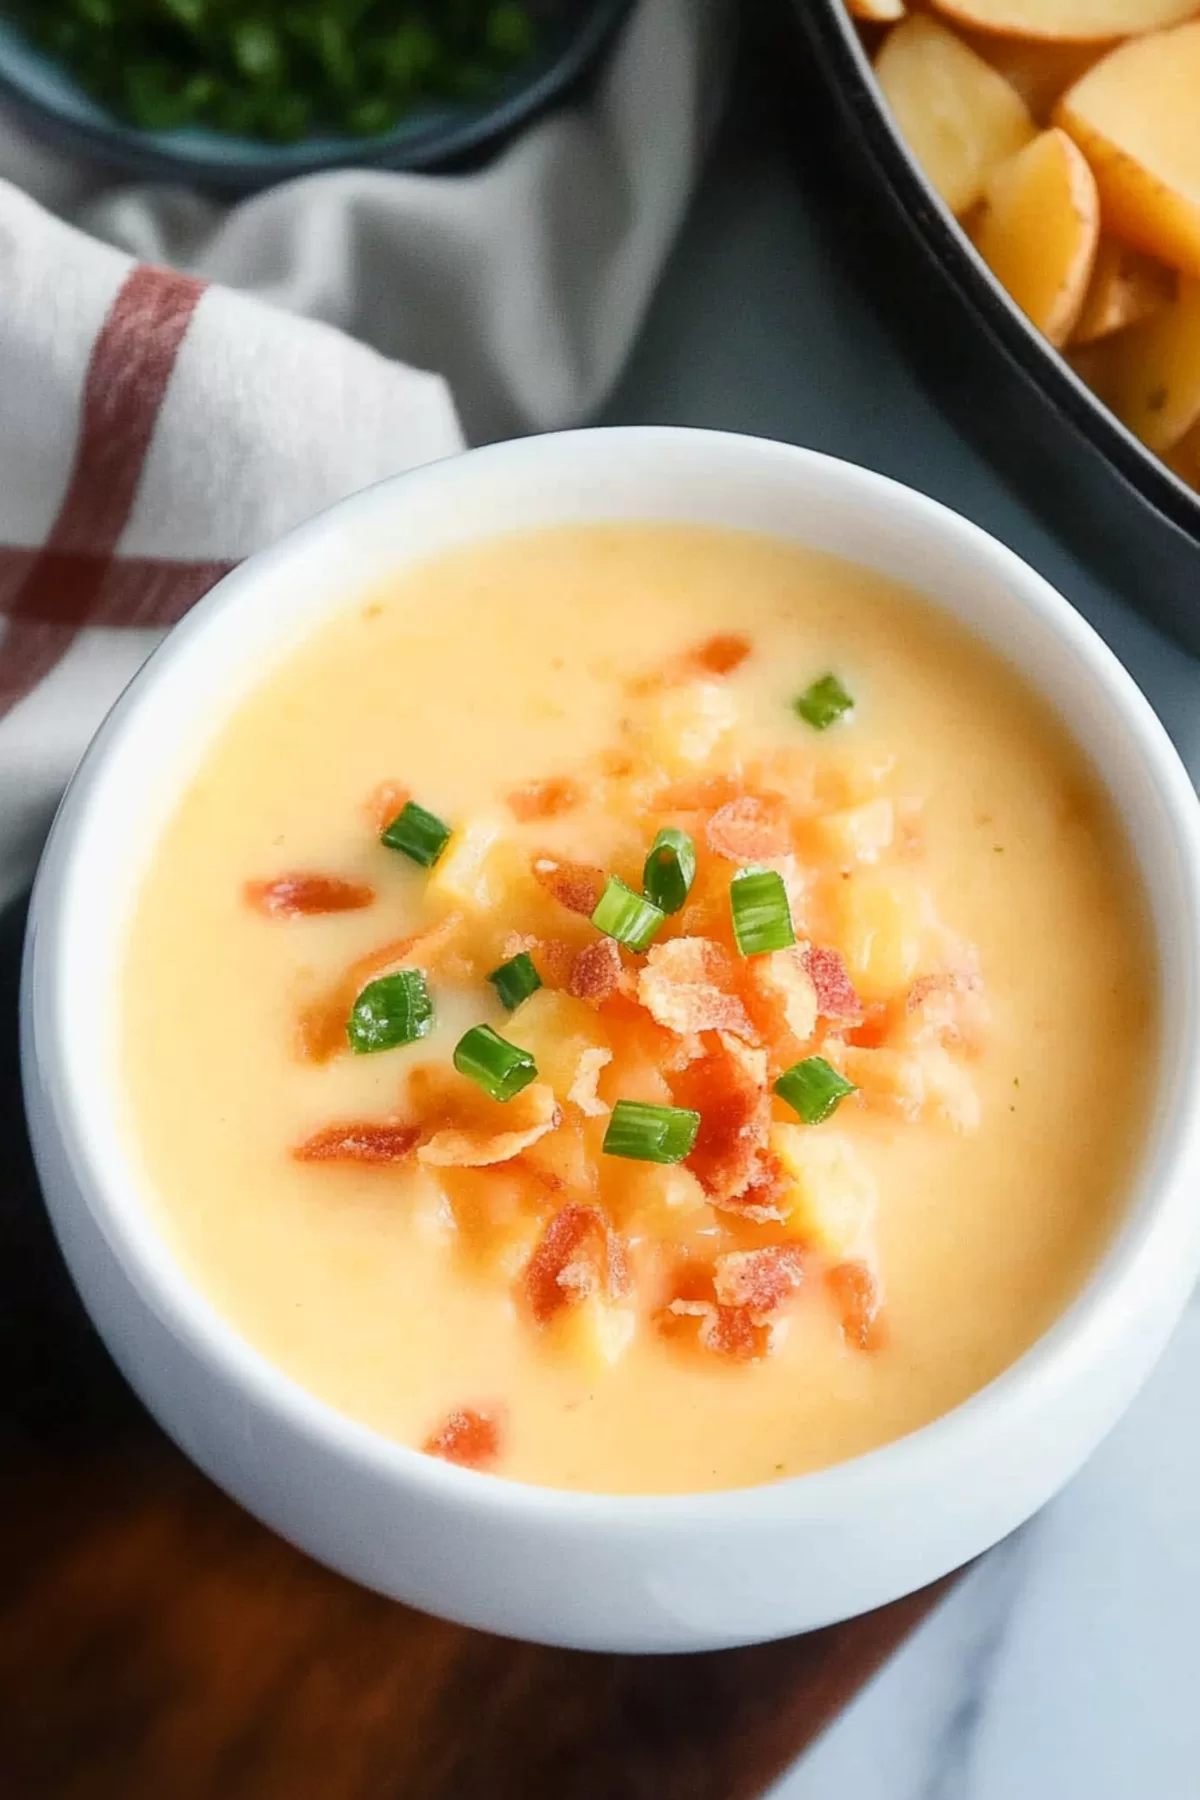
left=0, top=0, right=632, bottom=189
left=792, top=0, right=1200, bottom=552
left=24, top=424, right=1200, bottom=1527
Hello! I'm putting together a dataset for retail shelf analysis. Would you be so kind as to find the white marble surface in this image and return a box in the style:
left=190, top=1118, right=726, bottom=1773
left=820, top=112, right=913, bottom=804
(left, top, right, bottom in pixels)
left=601, top=124, right=1200, bottom=1800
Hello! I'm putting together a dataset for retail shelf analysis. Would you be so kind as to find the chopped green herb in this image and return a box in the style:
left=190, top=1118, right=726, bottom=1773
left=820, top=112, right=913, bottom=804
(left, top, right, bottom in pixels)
left=347, top=969, right=432, bottom=1054
left=602, top=1100, right=701, bottom=1165
left=729, top=867, right=795, bottom=957
left=488, top=951, right=542, bottom=1012
left=774, top=1055, right=857, bottom=1125
left=591, top=875, right=665, bottom=954
left=454, top=1024, right=537, bottom=1103
left=642, top=827, right=696, bottom=916
left=7, top=0, right=540, bottom=144
left=794, top=672, right=854, bottom=731
left=381, top=800, right=452, bottom=869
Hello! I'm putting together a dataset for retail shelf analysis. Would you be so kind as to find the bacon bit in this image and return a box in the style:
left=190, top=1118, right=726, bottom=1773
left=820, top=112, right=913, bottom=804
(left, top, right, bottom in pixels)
left=827, top=1260, right=884, bottom=1350
left=297, top=912, right=464, bottom=1063
left=506, top=777, right=583, bottom=822
left=418, top=1083, right=561, bottom=1169
left=293, top=1122, right=419, bottom=1163
left=246, top=873, right=375, bottom=918
left=653, top=773, right=745, bottom=813
left=366, top=781, right=411, bottom=834
left=706, top=795, right=791, bottom=863
left=502, top=932, right=576, bottom=990
left=743, top=945, right=819, bottom=1045
left=671, top=1033, right=771, bottom=1206
left=569, top=937, right=625, bottom=1004
left=667, top=1298, right=769, bottom=1361
left=803, top=945, right=863, bottom=1023
left=423, top=1407, right=502, bottom=1470
left=524, top=1203, right=630, bottom=1325
left=567, top=1046, right=612, bottom=1117
left=719, top=1152, right=790, bottom=1224
left=844, top=1001, right=896, bottom=1050
left=714, top=1245, right=804, bottom=1319
left=637, top=936, right=758, bottom=1041
left=689, top=633, right=752, bottom=676
left=905, top=969, right=989, bottom=1053
left=532, top=856, right=606, bottom=917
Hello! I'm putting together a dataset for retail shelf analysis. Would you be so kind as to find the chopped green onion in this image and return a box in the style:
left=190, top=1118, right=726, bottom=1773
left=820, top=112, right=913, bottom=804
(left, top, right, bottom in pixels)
left=730, top=867, right=796, bottom=957
left=794, top=673, right=854, bottom=730
left=347, top=969, right=433, bottom=1055
left=775, top=1056, right=858, bottom=1125
left=591, top=875, right=665, bottom=953
left=602, top=1100, right=701, bottom=1165
left=381, top=800, right=452, bottom=868
left=642, top=827, right=696, bottom=916
left=488, top=951, right=542, bottom=1012
left=454, top=1024, right=537, bottom=1103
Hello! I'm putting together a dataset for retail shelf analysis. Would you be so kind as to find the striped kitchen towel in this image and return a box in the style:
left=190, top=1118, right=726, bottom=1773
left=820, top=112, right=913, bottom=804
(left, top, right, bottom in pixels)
left=0, top=0, right=720, bottom=905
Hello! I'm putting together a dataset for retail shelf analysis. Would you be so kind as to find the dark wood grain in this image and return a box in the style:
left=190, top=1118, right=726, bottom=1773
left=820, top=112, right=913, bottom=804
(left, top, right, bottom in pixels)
left=0, top=884, right=952, bottom=1799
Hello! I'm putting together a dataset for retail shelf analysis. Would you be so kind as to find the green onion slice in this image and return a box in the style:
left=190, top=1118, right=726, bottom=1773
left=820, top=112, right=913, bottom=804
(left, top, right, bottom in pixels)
left=602, top=1100, right=701, bottom=1165
left=642, top=827, right=697, bottom=916
left=381, top=801, right=452, bottom=868
left=347, top=969, right=433, bottom=1055
left=730, top=867, right=796, bottom=957
left=775, top=1055, right=857, bottom=1125
left=454, top=1024, right=538, bottom=1103
left=591, top=875, right=665, bottom=953
left=794, top=673, right=854, bottom=730
left=487, top=951, right=542, bottom=1012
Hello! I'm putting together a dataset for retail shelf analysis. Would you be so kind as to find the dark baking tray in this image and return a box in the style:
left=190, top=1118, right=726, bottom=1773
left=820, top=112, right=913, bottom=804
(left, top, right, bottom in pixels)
left=781, top=0, right=1200, bottom=654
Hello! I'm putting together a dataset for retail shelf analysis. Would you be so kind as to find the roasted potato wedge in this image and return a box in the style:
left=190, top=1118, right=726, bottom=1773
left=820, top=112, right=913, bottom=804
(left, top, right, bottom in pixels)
left=875, top=16, right=1036, bottom=217
left=1072, top=237, right=1174, bottom=344
left=1056, top=24, right=1200, bottom=280
left=931, top=0, right=1200, bottom=43
left=971, top=128, right=1099, bottom=345
left=1103, top=278, right=1200, bottom=453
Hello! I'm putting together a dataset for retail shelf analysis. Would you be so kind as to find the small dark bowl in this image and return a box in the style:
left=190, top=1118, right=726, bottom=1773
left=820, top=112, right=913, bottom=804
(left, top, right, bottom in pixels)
left=784, top=0, right=1200, bottom=654
left=0, top=0, right=631, bottom=192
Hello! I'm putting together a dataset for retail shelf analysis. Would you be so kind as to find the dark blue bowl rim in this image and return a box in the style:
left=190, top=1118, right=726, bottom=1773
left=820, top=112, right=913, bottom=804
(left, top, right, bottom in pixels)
left=792, top=0, right=1200, bottom=552
left=0, top=0, right=632, bottom=189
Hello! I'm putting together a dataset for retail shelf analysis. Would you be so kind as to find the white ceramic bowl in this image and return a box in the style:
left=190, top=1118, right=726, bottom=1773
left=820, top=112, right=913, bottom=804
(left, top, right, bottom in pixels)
left=21, top=427, right=1200, bottom=1654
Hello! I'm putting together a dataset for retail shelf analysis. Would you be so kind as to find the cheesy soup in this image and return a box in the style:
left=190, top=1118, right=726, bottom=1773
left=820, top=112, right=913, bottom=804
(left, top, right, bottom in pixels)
left=121, top=525, right=1157, bottom=1494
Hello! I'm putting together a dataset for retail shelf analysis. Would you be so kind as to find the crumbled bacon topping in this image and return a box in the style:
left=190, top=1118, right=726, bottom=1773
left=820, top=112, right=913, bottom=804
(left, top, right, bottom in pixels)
left=827, top=1260, right=884, bottom=1350
left=569, top=937, right=625, bottom=1004
left=524, top=1203, right=630, bottom=1325
left=689, top=633, right=752, bottom=676
left=713, top=1245, right=804, bottom=1318
left=532, top=856, right=606, bottom=916
left=423, top=1406, right=502, bottom=1470
left=637, top=936, right=758, bottom=1041
left=567, top=1046, right=612, bottom=1117
left=803, top=945, right=863, bottom=1022
left=706, top=795, right=791, bottom=863
left=744, top=945, right=819, bottom=1046
left=293, top=1122, right=419, bottom=1163
left=653, top=773, right=745, bottom=813
left=246, top=873, right=375, bottom=917
left=507, top=777, right=583, bottom=822
left=670, top=1033, right=772, bottom=1207
left=297, top=911, right=464, bottom=1063
left=418, top=1084, right=561, bottom=1169
left=504, top=932, right=577, bottom=990
left=366, top=781, right=411, bottom=834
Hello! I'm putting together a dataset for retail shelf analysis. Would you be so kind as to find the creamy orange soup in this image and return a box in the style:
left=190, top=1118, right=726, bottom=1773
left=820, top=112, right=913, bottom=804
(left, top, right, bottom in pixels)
left=121, top=525, right=1157, bottom=1494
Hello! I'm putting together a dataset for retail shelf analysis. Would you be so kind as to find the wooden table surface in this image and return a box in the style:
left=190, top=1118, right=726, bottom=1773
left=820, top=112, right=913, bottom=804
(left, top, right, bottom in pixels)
left=0, top=893, right=950, bottom=1798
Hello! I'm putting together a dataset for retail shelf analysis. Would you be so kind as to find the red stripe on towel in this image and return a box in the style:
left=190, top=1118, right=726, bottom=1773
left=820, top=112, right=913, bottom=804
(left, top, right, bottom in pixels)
left=0, top=264, right=208, bottom=718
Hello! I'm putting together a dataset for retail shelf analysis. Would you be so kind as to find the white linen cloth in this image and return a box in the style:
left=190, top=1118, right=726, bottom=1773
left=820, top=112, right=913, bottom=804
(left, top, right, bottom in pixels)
left=0, top=0, right=722, bottom=904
